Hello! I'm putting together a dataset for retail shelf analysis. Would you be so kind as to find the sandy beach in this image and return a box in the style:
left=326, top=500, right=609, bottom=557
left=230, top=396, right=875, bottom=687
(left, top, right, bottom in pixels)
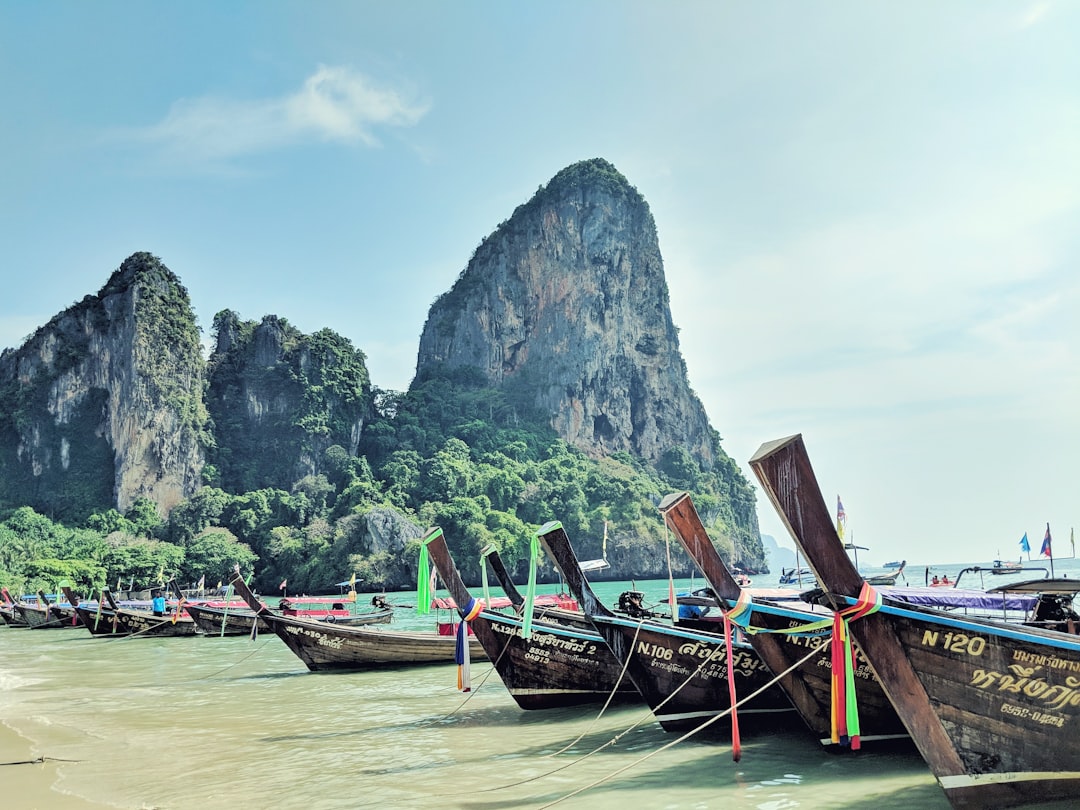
left=2, top=721, right=110, bottom=809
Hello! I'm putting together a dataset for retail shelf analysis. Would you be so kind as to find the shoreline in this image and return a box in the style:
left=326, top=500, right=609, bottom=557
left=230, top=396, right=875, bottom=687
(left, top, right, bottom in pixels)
left=1, top=718, right=111, bottom=809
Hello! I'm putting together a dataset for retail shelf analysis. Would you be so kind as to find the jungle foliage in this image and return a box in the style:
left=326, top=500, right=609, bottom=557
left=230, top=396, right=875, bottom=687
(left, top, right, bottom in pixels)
left=0, top=358, right=760, bottom=599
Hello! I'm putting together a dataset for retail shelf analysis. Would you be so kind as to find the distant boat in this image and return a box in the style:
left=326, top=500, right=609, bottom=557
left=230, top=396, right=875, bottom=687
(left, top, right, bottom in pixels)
left=778, top=566, right=815, bottom=586
left=990, top=559, right=1023, bottom=575
left=883, top=560, right=904, bottom=568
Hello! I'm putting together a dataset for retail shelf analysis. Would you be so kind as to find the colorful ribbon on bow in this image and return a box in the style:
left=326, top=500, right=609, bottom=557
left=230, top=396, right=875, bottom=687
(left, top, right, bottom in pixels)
left=456, top=597, right=483, bottom=691
left=830, top=582, right=882, bottom=749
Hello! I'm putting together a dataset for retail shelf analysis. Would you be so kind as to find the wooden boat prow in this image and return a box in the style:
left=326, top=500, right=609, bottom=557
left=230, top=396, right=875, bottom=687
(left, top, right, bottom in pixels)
left=750, top=433, right=1080, bottom=809
left=659, top=491, right=907, bottom=747
left=423, top=527, right=637, bottom=708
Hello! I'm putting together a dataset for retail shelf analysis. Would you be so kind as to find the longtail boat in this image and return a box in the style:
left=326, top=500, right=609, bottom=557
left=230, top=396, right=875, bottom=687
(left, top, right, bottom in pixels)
left=63, top=587, right=129, bottom=636
left=183, top=603, right=272, bottom=636
left=536, top=521, right=798, bottom=733
left=658, top=491, right=908, bottom=747
left=229, top=573, right=487, bottom=671
left=67, top=588, right=199, bottom=638
left=0, top=587, right=24, bottom=627
left=1, top=587, right=31, bottom=630
left=423, top=527, right=639, bottom=708
left=13, top=591, right=58, bottom=629
left=15, top=590, right=82, bottom=629
left=750, top=433, right=1080, bottom=809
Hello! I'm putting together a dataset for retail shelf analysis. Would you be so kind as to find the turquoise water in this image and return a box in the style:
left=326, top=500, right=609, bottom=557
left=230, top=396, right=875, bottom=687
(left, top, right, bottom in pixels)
left=2, top=567, right=1077, bottom=809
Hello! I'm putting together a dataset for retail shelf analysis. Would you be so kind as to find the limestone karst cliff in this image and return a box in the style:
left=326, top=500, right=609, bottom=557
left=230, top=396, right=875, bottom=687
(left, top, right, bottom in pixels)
left=416, top=158, right=719, bottom=470
left=205, top=311, right=372, bottom=493
left=0, top=253, right=207, bottom=521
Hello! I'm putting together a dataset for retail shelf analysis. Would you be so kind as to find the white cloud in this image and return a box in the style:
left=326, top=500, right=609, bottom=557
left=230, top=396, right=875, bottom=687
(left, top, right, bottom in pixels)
left=119, top=65, right=429, bottom=165
left=1019, top=2, right=1052, bottom=29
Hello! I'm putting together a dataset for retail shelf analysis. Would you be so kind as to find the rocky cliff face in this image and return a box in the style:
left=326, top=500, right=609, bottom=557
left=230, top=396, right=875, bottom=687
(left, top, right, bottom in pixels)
left=416, top=158, right=717, bottom=469
left=205, top=311, right=371, bottom=493
left=0, top=253, right=207, bottom=520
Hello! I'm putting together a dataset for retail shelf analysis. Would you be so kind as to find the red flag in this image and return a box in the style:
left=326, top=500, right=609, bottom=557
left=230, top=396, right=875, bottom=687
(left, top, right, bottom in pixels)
left=279, top=579, right=288, bottom=590
left=1041, top=524, right=1052, bottom=558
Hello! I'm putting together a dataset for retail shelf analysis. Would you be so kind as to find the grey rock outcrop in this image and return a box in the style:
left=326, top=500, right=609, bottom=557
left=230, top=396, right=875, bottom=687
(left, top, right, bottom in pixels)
left=415, top=158, right=717, bottom=468
left=0, top=253, right=207, bottom=520
left=205, top=311, right=371, bottom=493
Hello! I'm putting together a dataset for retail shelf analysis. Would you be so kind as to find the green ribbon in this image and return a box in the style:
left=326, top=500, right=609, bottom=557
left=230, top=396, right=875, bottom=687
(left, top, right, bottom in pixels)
left=521, top=533, right=540, bottom=639
left=416, top=544, right=432, bottom=616
left=479, top=544, right=494, bottom=607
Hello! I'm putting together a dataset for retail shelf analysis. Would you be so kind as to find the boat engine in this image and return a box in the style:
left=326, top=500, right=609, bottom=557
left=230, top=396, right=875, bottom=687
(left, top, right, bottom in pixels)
left=617, top=590, right=650, bottom=618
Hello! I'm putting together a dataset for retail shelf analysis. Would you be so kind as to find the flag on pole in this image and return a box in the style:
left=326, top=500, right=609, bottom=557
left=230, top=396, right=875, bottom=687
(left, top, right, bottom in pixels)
left=1019, top=533, right=1030, bottom=554
left=836, top=496, right=847, bottom=541
left=1041, top=524, right=1052, bottom=558
left=279, top=578, right=288, bottom=591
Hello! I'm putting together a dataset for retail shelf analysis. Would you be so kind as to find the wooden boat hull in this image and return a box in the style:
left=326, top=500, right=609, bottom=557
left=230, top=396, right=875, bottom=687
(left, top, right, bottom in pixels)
left=587, top=612, right=795, bottom=731
left=751, top=433, right=1080, bottom=809
left=72, top=604, right=129, bottom=636
left=185, top=604, right=273, bottom=636
left=261, top=613, right=487, bottom=672
left=424, top=527, right=638, bottom=709
left=16, top=603, right=60, bottom=629
left=536, top=521, right=797, bottom=733
left=112, top=609, right=200, bottom=637
left=71, top=603, right=197, bottom=637
left=660, top=491, right=907, bottom=746
left=469, top=614, right=637, bottom=708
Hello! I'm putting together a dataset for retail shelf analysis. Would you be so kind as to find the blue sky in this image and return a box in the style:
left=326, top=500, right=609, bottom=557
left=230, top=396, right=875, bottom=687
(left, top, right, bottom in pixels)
left=2, top=2, right=1077, bottom=565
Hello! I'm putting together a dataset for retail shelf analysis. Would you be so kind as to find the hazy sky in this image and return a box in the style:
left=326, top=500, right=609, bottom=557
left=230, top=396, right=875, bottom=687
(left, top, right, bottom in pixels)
left=2, top=2, right=1076, bottom=565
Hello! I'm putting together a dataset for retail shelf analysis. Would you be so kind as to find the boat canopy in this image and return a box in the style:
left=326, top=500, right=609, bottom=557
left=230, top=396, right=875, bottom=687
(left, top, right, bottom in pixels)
left=986, top=578, right=1080, bottom=596
left=880, top=585, right=1038, bottom=612
left=430, top=593, right=578, bottom=611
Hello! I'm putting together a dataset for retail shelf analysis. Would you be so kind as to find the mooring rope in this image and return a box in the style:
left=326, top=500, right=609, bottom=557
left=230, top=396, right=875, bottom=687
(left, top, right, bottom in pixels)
left=535, top=640, right=830, bottom=808
left=544, top=619, right=645, bottom=757
left=414, top=619, right=512, bottom=726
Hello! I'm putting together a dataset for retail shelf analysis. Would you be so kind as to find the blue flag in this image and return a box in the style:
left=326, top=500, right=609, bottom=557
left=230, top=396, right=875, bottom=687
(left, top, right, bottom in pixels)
left=1019, top=533, right=1030, bottom=554
left=1041, top=524, right=1052, bottom=558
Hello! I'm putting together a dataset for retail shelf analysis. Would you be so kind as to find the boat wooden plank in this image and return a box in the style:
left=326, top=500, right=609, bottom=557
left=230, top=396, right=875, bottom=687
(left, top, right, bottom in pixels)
left=536, top=520, right=797, bottom=733
left=424, top=527, right=637, bottom=709
left=750, top=433, right=1080, bottom=809
left=229, top=572, right=486, bottom=672
left=660, top=491, right=908, bottom=745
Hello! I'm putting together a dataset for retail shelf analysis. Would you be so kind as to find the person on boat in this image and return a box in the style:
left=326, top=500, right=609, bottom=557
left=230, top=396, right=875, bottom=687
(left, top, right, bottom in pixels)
left=371, top=594, right=390, bottom=610
left=151, top=590, right=166, bottom=616
left=941, top=575, right=950, bottom=585
left=932, top=575, right=940, bottom=585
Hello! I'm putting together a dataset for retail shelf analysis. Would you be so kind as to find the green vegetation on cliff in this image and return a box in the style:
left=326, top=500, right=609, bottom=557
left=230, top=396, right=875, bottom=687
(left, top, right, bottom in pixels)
left=0, top=361, right=762, bottom=598
left=205, top=311, right=372, bottom=493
